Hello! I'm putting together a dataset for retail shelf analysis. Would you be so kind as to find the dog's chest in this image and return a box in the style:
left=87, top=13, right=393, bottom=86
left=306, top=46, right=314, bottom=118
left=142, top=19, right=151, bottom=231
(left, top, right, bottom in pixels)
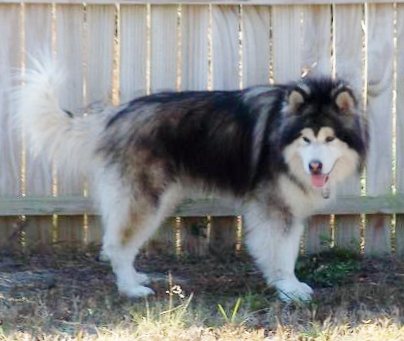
left=278, top=175, right=330, bottom=218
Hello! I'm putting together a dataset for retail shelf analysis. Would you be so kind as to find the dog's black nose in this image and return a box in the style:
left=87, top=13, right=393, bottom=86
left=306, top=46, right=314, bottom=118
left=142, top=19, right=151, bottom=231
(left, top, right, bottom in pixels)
left=309, top=160, right=323, bottom=174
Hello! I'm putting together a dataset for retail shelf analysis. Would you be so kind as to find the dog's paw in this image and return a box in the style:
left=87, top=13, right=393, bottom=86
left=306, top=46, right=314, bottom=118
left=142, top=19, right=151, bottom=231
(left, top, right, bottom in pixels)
left=119, top=284, right=155, bottom=298
left=274, top=277, right=313, bottom=303
left=134, top=272, right=150, bottom=285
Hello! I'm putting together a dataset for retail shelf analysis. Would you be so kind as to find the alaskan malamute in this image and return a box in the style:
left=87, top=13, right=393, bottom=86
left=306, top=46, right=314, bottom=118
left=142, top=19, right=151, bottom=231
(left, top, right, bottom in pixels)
left=14, top=59, right=368, bottom=302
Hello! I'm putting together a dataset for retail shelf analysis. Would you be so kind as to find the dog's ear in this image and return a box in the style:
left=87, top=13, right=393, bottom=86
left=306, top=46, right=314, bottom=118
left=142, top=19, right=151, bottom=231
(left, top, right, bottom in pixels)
left=335, top=89, right=357, bottom=113
left=287, top=90, right=305, bottom=114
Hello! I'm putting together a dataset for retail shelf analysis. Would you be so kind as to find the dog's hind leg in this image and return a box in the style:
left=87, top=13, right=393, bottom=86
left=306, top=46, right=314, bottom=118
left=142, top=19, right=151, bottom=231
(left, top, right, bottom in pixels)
left=95, top=168, right=183, bottom=298
left=244, top=202, right=313, bottom=303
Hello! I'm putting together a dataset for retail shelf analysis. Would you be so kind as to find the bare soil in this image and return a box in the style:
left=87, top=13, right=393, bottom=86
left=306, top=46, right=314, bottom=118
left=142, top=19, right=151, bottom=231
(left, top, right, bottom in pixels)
left=1, top=249, right=404, bottom=333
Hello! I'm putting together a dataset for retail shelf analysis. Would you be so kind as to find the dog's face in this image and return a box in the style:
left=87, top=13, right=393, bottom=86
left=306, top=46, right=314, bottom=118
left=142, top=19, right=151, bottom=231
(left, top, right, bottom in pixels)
left=280, top=78, right=368, bottom=194
left=284, top=126, right=359, bottom=192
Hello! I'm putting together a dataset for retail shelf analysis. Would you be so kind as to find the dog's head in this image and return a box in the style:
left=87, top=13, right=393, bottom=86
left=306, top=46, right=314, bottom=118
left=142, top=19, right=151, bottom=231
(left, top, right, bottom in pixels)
left=280, top=78, right=368, bottom=195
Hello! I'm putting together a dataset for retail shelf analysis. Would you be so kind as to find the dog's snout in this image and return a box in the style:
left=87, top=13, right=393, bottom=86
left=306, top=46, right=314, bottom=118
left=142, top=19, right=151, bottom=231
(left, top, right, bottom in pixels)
left=309, top=160, right=323, bottom=174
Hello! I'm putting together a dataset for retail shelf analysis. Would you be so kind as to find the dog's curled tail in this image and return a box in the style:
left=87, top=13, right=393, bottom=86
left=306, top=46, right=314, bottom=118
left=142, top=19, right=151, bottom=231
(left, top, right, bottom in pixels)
left=13, top=57, right=101, bottom=177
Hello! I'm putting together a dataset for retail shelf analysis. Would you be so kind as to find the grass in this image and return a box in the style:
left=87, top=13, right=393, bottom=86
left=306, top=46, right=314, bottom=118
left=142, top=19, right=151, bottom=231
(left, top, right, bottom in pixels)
left=0, top=248, right=404, bottom=340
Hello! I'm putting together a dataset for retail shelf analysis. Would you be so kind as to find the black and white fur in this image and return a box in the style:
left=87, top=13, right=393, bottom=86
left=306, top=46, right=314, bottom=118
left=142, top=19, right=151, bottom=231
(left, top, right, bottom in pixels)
left=13, top=58, right=368, bottom=302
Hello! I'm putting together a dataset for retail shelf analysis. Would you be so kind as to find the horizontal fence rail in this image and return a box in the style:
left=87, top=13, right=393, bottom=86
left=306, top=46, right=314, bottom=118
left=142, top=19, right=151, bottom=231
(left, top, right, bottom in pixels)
left=0, top=1, right=403, bottom=258
left=2, top=195, right=404, bottom=216
left=6, top=1, right=404, bottom=5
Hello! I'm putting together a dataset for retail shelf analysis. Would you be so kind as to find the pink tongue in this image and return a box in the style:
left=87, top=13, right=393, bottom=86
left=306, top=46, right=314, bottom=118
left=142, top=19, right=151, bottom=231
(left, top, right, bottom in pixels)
left=311, top=174, right=329, bottom=188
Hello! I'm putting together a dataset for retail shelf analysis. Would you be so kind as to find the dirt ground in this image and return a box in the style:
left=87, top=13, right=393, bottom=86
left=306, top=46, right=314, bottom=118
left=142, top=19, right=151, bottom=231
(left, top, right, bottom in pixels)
left=1, top=248, right=404, bottom=332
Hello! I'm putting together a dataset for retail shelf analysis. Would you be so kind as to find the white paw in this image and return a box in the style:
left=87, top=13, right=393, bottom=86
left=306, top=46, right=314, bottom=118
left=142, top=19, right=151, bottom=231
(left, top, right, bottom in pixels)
left=134, top=272, right=150, bottom=285
left=118, top=283, right=155, bottom=298
left=274, top=277, right=313, bottom=303
left=115, top=270, right=153, bottom=298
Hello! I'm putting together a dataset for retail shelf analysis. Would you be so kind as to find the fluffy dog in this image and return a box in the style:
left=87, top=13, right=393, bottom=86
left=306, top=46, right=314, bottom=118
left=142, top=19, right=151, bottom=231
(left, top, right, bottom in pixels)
left=14, top=58, right=368, bottom=302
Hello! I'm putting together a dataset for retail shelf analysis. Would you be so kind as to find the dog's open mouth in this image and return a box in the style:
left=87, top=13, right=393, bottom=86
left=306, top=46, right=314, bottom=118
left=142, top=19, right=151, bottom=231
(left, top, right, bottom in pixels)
left=311, top=174, right=329, bottom=188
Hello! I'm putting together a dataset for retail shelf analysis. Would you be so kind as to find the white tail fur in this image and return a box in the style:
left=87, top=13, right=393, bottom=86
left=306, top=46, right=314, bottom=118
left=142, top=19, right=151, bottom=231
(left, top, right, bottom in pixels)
left=13, top=57, right=104, bottom=178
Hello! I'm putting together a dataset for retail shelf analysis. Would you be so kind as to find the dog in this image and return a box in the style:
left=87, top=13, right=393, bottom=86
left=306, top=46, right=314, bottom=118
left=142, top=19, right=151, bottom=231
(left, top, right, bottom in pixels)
left=13, top=58, right=368, bottom=302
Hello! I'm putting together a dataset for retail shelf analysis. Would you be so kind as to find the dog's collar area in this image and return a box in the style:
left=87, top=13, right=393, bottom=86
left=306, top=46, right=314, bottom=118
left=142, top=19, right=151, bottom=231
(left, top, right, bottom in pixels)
left=321, top=184, right=330, bottom=199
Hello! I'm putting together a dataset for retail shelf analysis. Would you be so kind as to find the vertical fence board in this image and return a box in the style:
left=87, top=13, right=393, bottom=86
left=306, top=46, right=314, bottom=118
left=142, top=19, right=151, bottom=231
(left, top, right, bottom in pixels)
left=181, top=5, right=209, bottom=90
left=178, top=5, right=210, bottom=253
left=209, top=216, right=238, bottom=255
left=144, top=218, right=177, bottom=256
left=305, top=216, right=331, bottom=254
left=120, top=5, right=147, bottom=102
left=148, top=4, right=178, bottom=252
left=24, top=4, right=54, bottom=251
left=301, top=5, right=332, bottom=253
left=86, top=5, right=116, bottom=104
left=150, top=4, right=178, bottom=92
left=55, top=4, right=86, bottom=246
left=211, top=5, right=240, bottom=256
left=86, top=216, right=103, bottom=246
left=24, top=4, right=52, bottom=196
left=395, top=4, right=404, bottom=259
left=212, top=5, right=239, bottom=89
left=180, top=217, right=209, bottom=257
left=242, top=5, right=270, bottom=87
left=365, top=4, right=394, bottom=256
left=0, top=5, right=22, bottom=252
left=333, top=4, right=364, bottom=252
left=0, top=4, right=21, bottom=197
left=85, top=4, right=116, bottom=247
left=334, top=4, right=364, bottom=93
left=271, top=5, right=302, bottom=82
left=301, top=5, right=332, bottom=76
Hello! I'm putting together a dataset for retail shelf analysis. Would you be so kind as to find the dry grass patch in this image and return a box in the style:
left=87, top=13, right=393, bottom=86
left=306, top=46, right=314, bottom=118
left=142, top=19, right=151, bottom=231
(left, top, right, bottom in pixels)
left=0, top=249, right=404, bottom=340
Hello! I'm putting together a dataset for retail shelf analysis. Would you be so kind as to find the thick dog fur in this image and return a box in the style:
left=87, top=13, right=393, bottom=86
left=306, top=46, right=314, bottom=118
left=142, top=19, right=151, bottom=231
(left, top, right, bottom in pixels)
left=13, top=58, right=368, bottom=302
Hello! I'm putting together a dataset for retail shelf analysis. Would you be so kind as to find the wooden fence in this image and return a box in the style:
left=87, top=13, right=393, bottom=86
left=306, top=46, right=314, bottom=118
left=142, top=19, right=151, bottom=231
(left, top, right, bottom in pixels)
left=0, top=0, right=403, bottom=258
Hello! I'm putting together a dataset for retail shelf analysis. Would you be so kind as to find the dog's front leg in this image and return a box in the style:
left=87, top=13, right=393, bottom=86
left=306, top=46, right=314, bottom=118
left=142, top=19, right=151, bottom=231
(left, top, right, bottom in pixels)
left=244, top=202, right=312, bottom=303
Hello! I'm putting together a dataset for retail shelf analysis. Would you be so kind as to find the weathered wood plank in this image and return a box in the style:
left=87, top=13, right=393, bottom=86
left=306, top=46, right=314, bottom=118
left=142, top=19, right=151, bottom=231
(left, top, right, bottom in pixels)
left=3, top=195, right=404, bottom=216
left=86, top=4, right=116, bottom=103
left=210, top=4, right=241, bottom=254
left=271, top=5, right=302, bottom=82
left=301, top=5, right=332, bottom=76
left=24, top=3, right=54, bottom=252
left=334, top=215, right=361, bottom=253
left=150, top=4, right=179, bottom=92
left=395, top=3, right=404, bottom=259
left=12, top=1, right=404, bottom=5
left=56, top=4, right=86, bottom=248
left=119, top=4, right=148, bottom=101
left=241, top=5, right=271, bottom=87
left=0, top=4, right=21, bottom=197
left=0, top=4, right=22, bottom=252
left=81, top=4, right=116, bottom=247
left=305, top=215, right=331, bottom=254
left=334, top=4, right=364, bottom=92
left=24, top=4, right=53, bottom=197
left=212, top=5, right=239, bottom=89
left=180, top=217, right=209, bottom=256
left=23, top=216, right=54, bottom=252
left=300, top=5, right=332, bottom=253
left=365, top=4, right=394, bottom=256
left=145, top=217, right=177, bottom=256
left=209, top=216, right=238, bottom=255
left=180, top=5, right=209, bottom=90
left=333, top=4, right=364, bottom=252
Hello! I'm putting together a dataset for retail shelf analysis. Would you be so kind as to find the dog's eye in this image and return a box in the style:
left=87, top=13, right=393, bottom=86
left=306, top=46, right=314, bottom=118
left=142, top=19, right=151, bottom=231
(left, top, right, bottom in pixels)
left=325, top=136, right=335, bottom=143
left=302, top=136, right=311, bottom=144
